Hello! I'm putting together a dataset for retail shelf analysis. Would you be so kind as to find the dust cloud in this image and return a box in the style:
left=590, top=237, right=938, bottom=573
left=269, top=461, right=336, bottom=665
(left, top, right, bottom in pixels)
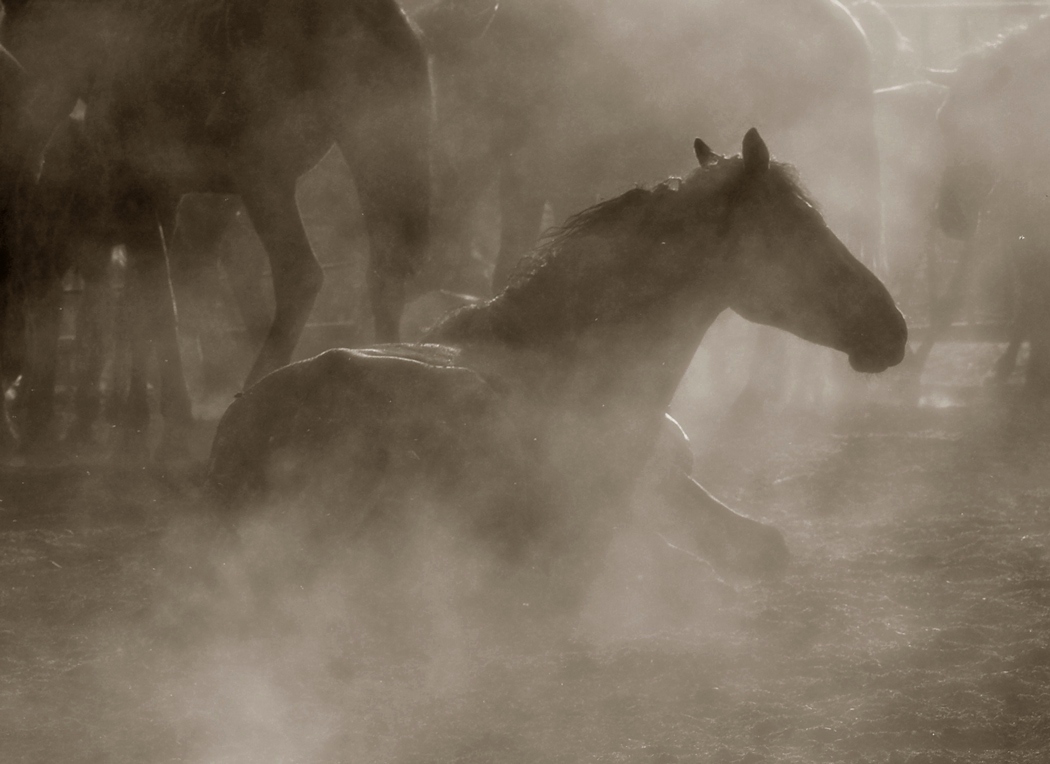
left=4, top=1, right=1050, bottom=763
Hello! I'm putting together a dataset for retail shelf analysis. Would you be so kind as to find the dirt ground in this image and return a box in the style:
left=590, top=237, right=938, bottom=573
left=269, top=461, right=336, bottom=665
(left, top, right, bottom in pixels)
left=2, top=340, right=1050, bottom=764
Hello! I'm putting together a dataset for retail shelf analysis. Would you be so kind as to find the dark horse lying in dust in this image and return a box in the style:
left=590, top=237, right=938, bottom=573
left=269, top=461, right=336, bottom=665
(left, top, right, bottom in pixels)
left=208, top=132, right=907, bottom=613
left=0, top=0, right=431, bottom=455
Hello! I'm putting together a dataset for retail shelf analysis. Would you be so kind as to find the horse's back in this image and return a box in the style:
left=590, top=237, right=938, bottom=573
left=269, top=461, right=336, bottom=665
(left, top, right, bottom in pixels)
left=207, top=345, right=527, bottom=530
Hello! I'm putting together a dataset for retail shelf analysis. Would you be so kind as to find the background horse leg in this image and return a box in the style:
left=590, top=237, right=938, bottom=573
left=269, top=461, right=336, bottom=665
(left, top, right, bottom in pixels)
left=1017, top=233, right=1050, bottom=395
left=910, top=237, right=978, bottom=377
left=234, top=169, right=322, bottom=386
left=338, top=138, right=419, bottom=344
left=990, top=245, right=1026, bottom=385
left=68, top=245, right=114, bottom=446
left=169, top=194, right=258, bottom=397
left=424, top=157, right=496, bottom=297
left=120, top=197, right=194, bottom=460
left=19, top=276, right=64, bottom=455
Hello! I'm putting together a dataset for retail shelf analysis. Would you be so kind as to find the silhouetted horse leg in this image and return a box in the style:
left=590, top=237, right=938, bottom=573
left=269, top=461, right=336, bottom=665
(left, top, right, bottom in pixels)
left=169, top=195, right=253, bottom=395
left=492, top=164, right=546, bottom=293
left=990, top=234, right=1042, bottom=387
left=68, top=246, right=113, bottom=445
left=19, top=276, right=64, bottom=455
left=219, top=240, right=272, bottom=347
left=120, top=195, right=194, bottom=459
left=0, top=294, right=22, bottom=456
left=235, top=168, right=323, bottom=386
left=649, top=415, right=789, bottom=580
left=425, top=157, right=495, bottom=295
left=990, top=251, right=1026, bottom=385
left=1017, top=240, right=1050, bottom=396
left=660, top=469, right=790, bottom=580
left=339, top=138, right=421, bottom=344
left=213, top=238, right=272, bottom=389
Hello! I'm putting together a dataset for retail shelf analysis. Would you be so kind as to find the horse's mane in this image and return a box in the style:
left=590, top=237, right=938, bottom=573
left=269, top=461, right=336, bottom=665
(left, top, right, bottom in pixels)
left=430, top=157, right=811, bottom=347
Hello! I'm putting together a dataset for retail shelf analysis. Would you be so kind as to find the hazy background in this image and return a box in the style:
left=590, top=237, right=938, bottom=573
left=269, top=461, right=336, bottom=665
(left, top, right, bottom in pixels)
left=5, top=1, right=1050, bottom=763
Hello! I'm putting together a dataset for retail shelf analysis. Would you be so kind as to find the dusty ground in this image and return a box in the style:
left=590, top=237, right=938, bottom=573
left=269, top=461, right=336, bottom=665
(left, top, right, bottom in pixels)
left=2, top=341, right=1050, bottom=764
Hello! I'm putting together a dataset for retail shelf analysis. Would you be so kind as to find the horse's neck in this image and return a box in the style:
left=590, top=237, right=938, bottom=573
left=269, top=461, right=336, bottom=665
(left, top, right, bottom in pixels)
left=454, top=281, right=726, bottom=482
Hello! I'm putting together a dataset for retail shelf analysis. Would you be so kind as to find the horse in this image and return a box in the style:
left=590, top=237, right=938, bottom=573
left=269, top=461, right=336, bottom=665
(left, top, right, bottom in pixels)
left=0, top=0, right=432, bottom=455
left=925, top=15, right=1050, bottom=392
left=207, top=132, right=907, bottom=622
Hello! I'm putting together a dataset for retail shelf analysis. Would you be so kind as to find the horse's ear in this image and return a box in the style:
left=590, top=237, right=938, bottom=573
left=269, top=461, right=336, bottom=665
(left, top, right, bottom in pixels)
left=925, top=68, right=957, bottom=88
left=694, top=137, right=716, bottom=166
left=742, top=128, right=769, bottom=175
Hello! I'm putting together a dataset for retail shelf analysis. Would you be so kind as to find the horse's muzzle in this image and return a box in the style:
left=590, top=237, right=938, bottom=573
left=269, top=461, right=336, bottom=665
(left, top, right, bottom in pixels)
left=848, top=308, right=908, bottom=373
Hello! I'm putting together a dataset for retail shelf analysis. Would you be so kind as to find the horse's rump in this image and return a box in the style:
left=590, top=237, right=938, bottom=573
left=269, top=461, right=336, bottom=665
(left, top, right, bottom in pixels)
left=208, top=346, right=534, bottom=542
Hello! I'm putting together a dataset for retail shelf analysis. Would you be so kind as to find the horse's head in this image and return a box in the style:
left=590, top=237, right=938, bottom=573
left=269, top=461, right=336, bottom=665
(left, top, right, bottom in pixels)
left=697, top=129, right=906, bottom=373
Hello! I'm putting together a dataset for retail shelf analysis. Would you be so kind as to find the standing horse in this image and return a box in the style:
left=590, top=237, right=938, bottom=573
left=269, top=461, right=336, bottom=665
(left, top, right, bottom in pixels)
left=208, top=132, right=907, bottom=618
left=0, top=0, right=431, bottom=455
left=926, top=15, right=1050, bottom=392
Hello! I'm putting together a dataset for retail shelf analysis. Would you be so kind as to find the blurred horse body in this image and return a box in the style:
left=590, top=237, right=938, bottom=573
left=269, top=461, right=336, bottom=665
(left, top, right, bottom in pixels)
left=208, top=134, right=906, bottom=619
left=0, top=0, right=432, bottom=454
left=930, top=15, right=1050, bottom=391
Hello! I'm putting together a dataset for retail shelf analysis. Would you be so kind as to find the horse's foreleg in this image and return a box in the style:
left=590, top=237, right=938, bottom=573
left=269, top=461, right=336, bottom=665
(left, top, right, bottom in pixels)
left=658, top=470, right=790, bottom=581
left=122, top=206, right=194, bottom=460
left=235, top=174, right=322, bottom=386
left=649, top=414, right=789, bottom=580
